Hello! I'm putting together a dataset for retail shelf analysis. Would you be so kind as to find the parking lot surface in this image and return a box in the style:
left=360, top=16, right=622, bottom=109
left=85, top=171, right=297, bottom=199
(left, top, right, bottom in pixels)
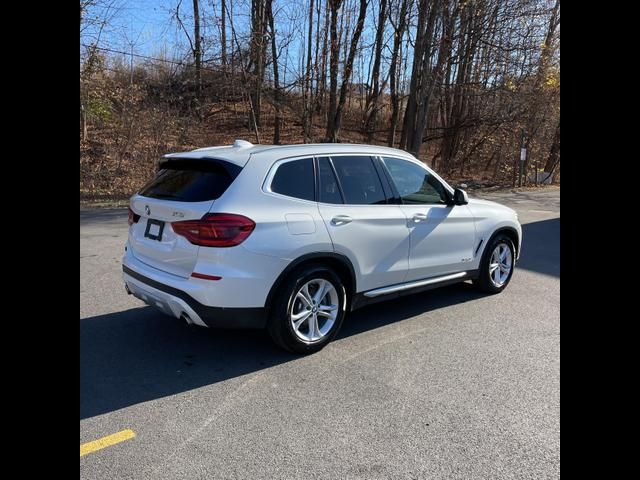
left=80, top=187, right=560, bottom=479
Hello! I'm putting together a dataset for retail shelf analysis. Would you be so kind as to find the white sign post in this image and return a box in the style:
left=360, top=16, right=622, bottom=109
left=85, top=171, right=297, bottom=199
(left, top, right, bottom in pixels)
left=517, top=130, right=527, bottom=187
left=518, top=146, right=527, bottom=187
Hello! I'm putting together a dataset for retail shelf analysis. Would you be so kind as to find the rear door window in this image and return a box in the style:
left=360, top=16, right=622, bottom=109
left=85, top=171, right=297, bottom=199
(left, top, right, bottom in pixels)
left=139, top=159, right=238, bottom=202
left=270, top=158, right=315, bottom=201
left=317, top=157, right=344, bottom=204
left=331, top=156, right=387, bottom=205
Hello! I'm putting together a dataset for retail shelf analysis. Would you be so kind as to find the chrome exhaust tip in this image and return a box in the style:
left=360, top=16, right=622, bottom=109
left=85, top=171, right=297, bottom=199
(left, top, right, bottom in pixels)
left=180, top=313, right=194, bottom=326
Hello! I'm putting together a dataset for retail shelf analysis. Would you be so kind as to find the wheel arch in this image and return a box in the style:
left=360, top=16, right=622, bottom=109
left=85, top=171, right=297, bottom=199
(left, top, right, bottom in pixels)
left=481, top=226, right=520, bottom=260
left=264, top=252, right=357, bottom=310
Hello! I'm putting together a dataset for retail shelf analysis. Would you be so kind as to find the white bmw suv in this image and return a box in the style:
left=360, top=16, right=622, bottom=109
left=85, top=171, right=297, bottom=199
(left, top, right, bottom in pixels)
left=123, top=140, right=521, bottom=353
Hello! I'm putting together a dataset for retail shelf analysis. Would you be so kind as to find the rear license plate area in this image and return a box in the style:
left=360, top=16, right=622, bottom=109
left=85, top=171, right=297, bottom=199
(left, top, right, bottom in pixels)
left=144, top=218, right=165, bottom=241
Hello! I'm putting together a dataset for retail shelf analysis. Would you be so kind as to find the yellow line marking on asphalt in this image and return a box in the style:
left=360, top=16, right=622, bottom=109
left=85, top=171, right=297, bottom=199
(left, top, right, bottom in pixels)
left=80, top=429, right=136, bottom=457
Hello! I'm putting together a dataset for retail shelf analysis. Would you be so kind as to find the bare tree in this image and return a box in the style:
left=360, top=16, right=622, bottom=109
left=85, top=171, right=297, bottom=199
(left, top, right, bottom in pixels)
left=303, top=0, right=315, bottom=142
left=524, top=0, right=560, bottom=179
left=174, top=0, right=202, bottom=108
left=316, top=0, right=330, bottom=114
left=363, top=0, right=388, bottom=143
left=80, top=0, right=121, bottom=141
left=325, top=0, right=368, bottom=142
left=313, top=0, right=323, bottom=113
left=226, top=3, right=261, bottom=142
left=400, top=0, right=453, bottom=157
left=81, top=0, right=561, bottom=200
left=266, top=0, right=282, bottom=144
left=193, top=0, right=202, bottom=99
left=325, top=0, right=341, bottom=140
left=387, top=0, right=409, bottom=147
left=543, top=119, right=560, bottom=174
left=250, top=0, right=268, bottom=128
left=440, top=0, right=480, bottom=172
left=220, top=0, right=227, bottom=66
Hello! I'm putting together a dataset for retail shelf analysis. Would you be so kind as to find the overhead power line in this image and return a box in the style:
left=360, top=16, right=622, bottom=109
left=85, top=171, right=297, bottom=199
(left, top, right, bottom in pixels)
left=82, top=43, right=199, bottom=68
left=80, top=43, right=304, bottom=89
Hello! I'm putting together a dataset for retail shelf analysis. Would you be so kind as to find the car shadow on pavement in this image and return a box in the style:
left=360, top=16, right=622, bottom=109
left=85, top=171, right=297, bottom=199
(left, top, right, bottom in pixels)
left=80, top=218, right=559, bottom=420
left=340, top=282, right=486, bottom=338
left=80, top=283, right=484, bottom=420
left=518, top=218, right=560, bottom=278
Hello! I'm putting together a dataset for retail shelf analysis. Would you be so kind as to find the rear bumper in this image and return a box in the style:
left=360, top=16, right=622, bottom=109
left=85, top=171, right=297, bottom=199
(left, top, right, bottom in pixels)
left=123, top=265, right=267, bottom=329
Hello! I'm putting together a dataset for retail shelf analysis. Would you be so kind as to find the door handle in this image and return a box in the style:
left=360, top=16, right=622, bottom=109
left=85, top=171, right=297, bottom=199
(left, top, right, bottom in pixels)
left=331, top=215, right=353, bottom=226
left=412, top=213, right=428, bottom=222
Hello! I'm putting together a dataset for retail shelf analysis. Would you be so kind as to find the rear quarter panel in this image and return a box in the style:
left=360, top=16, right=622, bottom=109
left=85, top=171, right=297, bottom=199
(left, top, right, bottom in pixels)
left=209, top=152, right=335, bottom=262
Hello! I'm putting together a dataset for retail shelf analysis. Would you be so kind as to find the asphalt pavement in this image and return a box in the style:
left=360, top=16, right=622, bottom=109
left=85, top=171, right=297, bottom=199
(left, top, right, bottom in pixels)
left=80, top=187, right=560, bottom=479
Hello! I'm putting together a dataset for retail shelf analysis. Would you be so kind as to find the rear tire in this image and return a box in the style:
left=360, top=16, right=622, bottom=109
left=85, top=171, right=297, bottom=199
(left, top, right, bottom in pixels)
left=267, top=265, right=347, bottom=354
left=473, top=234, right=516, bottom=294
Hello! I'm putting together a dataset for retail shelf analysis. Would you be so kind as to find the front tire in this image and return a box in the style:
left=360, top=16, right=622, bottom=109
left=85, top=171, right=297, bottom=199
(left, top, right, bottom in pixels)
left=267, top=265, right=347, bottom=354
left=473, top=234, right=516, bottom=294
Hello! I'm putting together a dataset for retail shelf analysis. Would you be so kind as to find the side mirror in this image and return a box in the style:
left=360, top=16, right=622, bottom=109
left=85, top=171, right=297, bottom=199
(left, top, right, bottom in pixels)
left=453, top=188, right=469, bottom=205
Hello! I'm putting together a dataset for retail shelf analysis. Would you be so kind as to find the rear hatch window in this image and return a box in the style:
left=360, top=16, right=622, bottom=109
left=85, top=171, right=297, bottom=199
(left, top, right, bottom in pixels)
left=139, top=159, right=240, bottom=202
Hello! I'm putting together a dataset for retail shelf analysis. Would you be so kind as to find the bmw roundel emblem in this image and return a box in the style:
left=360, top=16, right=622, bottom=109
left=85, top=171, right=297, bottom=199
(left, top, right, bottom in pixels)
left=145, top=205, right=151, bottom=216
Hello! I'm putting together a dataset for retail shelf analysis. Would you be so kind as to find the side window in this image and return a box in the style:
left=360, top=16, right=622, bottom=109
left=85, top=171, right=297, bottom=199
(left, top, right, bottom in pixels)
left=382, top=157, right=449, bottom=205
left=318, top=157, right=344, bottom=204
left=331, top=156, right=387, bottom=205
left=270, top=158, right=315, bottom=201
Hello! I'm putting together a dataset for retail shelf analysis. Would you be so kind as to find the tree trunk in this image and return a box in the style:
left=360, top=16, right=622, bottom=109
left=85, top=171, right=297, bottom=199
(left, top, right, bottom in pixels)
left=325, top=0, right=368, bottom=142
left=364, top=0, right=388, bottom=143
left=399, top=0, right=428, bottom=152
left=316, top=0, right=330, bottom=114
left=387, top=0, right=409, bottom=147
left=266, top=0, right=281, bottom=144
left=313, top=0, right=322, bottom=110
left=325, top=0, right=341, bottom=140
left=221, top=0, right=227, bottom=66
left=401, top=0, right=442, bottom=156
left=441, top=1, right=478, bottom=173
left=303, top=0, right=315, bottom=142
left=80, top=92, right=88, bottom=141
left=250, top=0, right=267, bottom=128
left=227, top=3, right=261, bottom=143
left=193, top=0, right=202, bottom=99
left=410, top=0, right=453, bottom=158
left=543, top=120, right=560, bottom=173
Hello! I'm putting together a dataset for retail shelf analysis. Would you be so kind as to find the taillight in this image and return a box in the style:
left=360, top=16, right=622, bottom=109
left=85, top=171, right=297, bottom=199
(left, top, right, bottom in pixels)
left=172, top=213, right=255, bottom=247
left=128, top=207, right=140, bottom=226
